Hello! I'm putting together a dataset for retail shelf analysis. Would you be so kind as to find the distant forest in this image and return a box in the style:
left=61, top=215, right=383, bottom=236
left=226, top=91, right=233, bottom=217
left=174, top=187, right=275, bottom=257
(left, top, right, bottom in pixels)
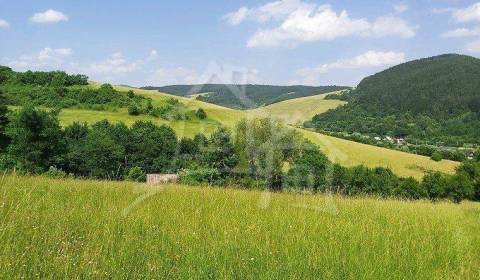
left=142, top=84, right=350, bottom=109
left=310, top=54, right=480, bottom=147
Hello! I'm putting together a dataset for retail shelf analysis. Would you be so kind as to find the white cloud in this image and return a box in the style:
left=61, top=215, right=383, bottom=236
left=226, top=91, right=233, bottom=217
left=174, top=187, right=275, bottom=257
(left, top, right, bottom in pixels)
left=453, top=3, right=480, bottom=22
left=465, top=40, right=480, bottom=53
left=223, top=7, right=250, bottom=25
left=89, top=52, right=137, bottom=75
left=223, top=0, right=311, bottom=25
left=394, top=3, right=409, bottom=14
left=295, top=50, right=405, bottom=84
left=366, top=16, right=416, bottom=38
left=0, top=19, right=9, bottom=28
left=30, top=9, right=68, bottom=23
left=38, top=48, right=72, bottom=61
left=246, top=5, right=371, bottom=48
left=441, top=27, right=480, bottom=38
left=225, top=1, right=416, bottom=48
left=6, top=48, right=73, bottom=71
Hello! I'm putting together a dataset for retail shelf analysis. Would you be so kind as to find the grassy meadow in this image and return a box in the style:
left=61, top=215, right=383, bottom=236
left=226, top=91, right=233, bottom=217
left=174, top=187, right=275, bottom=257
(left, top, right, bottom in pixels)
left=58, top=86, right=459, bottom=179
left=250, top=93, right=346, bottom=125
left=0, top=175, right=479, bottom=279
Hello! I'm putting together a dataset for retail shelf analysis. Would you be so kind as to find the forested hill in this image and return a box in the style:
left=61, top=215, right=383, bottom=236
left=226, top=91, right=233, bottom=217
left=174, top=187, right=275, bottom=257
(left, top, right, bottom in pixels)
left=310, top=54, right=480, bottom=146
left=141, top=84, right=350, bottom=109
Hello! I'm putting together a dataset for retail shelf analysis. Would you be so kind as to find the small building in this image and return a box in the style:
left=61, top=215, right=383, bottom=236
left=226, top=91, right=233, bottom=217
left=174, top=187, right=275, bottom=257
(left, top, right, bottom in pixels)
left=147, top=174, right=178, bottom=185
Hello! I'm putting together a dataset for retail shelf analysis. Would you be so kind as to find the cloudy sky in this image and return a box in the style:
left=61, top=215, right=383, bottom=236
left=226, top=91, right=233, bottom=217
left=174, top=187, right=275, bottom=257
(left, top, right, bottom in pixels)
left=1, top=0, right=480, bottom=86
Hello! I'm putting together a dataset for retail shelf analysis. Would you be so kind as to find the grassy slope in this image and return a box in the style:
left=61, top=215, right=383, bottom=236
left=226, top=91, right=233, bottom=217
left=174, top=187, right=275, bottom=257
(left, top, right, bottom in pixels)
left=57, top=86, right=459, bottom=178
left=249, top=92, right=346, bottom=125
left=1, top=175, right=479, bottom=279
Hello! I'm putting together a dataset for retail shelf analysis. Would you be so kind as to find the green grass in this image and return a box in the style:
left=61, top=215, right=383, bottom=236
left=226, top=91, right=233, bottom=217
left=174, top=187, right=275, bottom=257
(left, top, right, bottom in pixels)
left=299, top=128, right=459, bottom=179
left=1, top=175, right=479, bottom=279
left=53, top=86, right=460, bottom=178
left=58, top=108, right=221, bottom=138
left=250, top=92, right=346, bottom=125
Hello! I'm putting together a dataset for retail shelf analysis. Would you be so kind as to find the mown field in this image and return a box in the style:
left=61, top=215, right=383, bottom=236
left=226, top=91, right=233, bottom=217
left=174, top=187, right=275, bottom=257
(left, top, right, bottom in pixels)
left=0, top=175, right=479, bottom=279
left=57, top=86, right=459, bottom=179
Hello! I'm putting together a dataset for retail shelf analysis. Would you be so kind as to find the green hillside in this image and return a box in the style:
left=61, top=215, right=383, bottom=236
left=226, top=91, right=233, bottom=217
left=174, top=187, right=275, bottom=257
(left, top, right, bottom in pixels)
left=0, top=67, right=461, bottom=179
left=142, top=84, right=350, bottom=109
left=311, top=54, right=480, bottom=146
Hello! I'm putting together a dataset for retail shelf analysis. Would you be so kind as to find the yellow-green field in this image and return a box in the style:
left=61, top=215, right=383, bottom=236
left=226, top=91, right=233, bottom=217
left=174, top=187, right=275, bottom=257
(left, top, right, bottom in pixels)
left=57, top=86, right=460, bottom=178
left=1, top=175, right=479, bottom=279
left=300, top=128, right=459, bottom=179
left=250, top=93, right=346, bottom=125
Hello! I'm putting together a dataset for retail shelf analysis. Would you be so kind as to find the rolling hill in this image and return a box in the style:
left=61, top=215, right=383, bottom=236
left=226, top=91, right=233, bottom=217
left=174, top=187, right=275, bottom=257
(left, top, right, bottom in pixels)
left=112, top=86, right=458, bottom=179
left=0, top=67, right=460, bottom=179
left=142, top=84, right=350, bottom=109
left=311, top=54, right=480, bottom=146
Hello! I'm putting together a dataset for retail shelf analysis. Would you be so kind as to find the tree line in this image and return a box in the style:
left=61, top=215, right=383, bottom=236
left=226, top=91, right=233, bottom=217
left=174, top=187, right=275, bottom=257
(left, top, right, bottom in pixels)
left=0, top=93, right=478, bottom=203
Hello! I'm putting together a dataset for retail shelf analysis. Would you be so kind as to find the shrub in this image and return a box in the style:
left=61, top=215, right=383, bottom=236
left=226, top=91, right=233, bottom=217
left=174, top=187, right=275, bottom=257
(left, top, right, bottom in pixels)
left=445, top=174, right=474, bottom=203
left=126, top=166, right=146, bottom=182
left=430, top=151, right=443, bottom=162
left=127, top=90, right=135, bottom=99
left=395, top=177, right=427, bottom=200
left=128, top=104, right=140, bottom=116
left=421, top=172, right=448, bottom=200
left=179, top=168, right=223, bottom=185
left=45, top=166, right=68, bottom=179
left=196, top=108, right=207, bottom=119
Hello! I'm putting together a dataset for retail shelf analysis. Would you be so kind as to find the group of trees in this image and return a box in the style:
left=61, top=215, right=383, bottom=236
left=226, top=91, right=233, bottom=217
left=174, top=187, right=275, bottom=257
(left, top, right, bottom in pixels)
left=0, top=66, right=88, bottom=87
left=311, top=54, right=480, bottom=147
left=0, top=67, right=207, bottom=122
left=0, top=92, right=478, bottom=202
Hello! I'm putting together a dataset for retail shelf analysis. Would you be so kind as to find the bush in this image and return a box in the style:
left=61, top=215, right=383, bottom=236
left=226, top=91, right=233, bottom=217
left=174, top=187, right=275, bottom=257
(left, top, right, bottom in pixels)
left=126, top=166, right=146, bottom=182
left=445, top=174, right=474, bottom=203
left=421, top=172, right=448, bottom=200
left=395, top=177, right=427, bottom=200
left=431, top=151, right=443, bottom=162
left=128, top=104, right=141, bottom=116
left=196, top=108, right=207, bottom=119
left=127, top=90, right=135, bottom=99
left=45, top=166, right=68, bottom=179
left=179, top=168, right=223, bottom=185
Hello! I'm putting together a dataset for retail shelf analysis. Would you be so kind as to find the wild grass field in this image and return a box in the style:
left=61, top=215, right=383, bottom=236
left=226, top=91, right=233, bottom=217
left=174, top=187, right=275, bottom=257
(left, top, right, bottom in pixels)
left=250, top=92, right=346, bottom=125
left=1, top=175, right=479, bottom=279
left=60, top=86, right=459, bottom=179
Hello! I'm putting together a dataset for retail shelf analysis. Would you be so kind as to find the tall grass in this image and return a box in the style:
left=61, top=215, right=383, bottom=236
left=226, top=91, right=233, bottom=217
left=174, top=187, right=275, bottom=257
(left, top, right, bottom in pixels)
left=1, top=175, right=479, bottom=279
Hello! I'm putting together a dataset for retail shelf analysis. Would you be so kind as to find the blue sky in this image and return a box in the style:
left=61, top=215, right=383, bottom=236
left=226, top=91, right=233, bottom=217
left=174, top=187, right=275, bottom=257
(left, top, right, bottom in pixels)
left=1, top=0, right=480, bottom=86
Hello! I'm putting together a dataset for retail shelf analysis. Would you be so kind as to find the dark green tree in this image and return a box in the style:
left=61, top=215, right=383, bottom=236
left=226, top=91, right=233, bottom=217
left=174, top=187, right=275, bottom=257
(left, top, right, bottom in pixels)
left=421, top=172, right=448, bottom=200
left=62, top=122, right=90, bottom=175
left=204, top=127, right=237, bottom=176
left=445, top=174, right=474, bottom=203
left=395, top=177, right=427, bottom=200
left=195, top=108, right=207, bottom=119
left=128, top=121, right=177, bottom=173
left=0, top=89, right=9, bottom=150
left=82, top=127, right=125, bottom=179
left=6, top=105, right=65, bottom=172
left=286, top=141, right=330, bottom=191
